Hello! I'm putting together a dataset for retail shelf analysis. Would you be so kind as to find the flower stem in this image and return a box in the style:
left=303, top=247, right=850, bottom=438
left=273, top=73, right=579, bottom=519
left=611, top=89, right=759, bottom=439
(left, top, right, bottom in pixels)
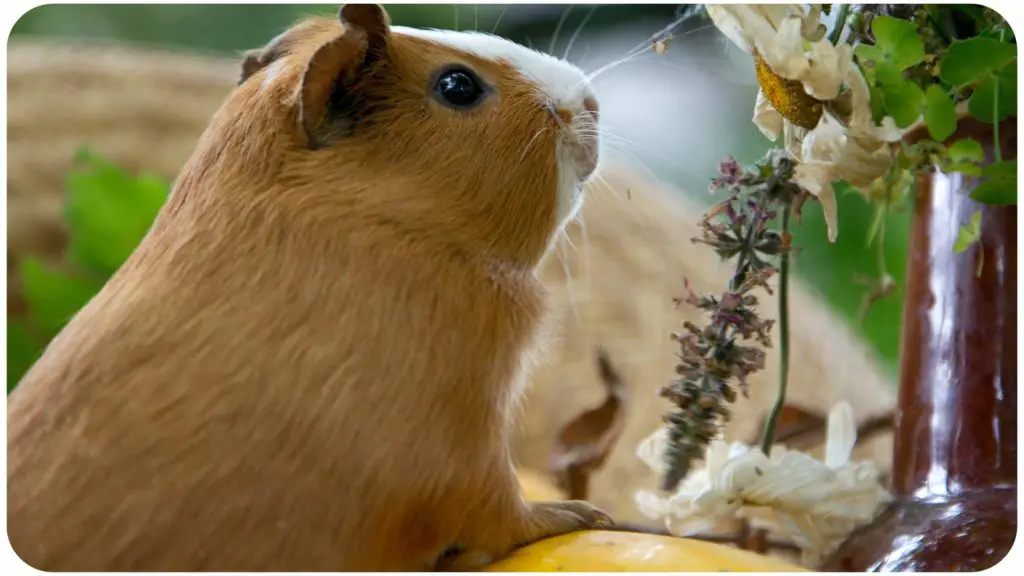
left=993, top=28, right=1006, bottom=163
left=759, top=205, right=791, bottom=457
left=828, top=4, right=852, bottom=45
left=876, top=180, right=891, bottom=278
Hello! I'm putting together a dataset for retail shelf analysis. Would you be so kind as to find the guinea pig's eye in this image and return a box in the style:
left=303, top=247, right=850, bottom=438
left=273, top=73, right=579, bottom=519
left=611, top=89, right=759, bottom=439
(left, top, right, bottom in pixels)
left=433, top=66, right=488, bottom=110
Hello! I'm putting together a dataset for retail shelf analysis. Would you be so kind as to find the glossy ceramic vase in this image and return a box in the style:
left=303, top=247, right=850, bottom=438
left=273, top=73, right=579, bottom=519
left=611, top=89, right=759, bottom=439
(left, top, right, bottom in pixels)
left=819, top=118, right=1017, bottom=571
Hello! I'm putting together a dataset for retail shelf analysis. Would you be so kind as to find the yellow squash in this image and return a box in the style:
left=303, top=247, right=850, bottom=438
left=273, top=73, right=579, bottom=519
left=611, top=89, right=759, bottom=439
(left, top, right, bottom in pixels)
left=484, top=531, right=807, bottom=572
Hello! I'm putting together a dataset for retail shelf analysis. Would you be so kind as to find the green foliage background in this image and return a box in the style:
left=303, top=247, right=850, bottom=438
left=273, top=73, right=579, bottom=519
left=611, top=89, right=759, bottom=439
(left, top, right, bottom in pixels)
left=8, top=4, right=911, bottom=389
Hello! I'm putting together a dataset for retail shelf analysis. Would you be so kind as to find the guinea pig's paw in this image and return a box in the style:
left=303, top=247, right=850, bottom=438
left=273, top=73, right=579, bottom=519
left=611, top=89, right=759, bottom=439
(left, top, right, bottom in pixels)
left=548, top=499, right=614, bottom=529
left=523, top=499, right=615, bottom=541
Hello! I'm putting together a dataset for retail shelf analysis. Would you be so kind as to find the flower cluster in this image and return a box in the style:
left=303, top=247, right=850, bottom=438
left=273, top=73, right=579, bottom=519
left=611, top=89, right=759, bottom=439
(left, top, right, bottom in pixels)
left=706, top=4, right=908, bottom=242
left=636, top=402, right=893, bottom=566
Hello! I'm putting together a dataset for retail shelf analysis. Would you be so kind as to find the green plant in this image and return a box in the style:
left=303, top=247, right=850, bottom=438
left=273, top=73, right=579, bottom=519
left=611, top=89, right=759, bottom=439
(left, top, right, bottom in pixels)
left=847, top=5, right=1017, bottom=264
left=8, top=149, right=170, bottom=390
left=657, top=2, right=1016, bottom=493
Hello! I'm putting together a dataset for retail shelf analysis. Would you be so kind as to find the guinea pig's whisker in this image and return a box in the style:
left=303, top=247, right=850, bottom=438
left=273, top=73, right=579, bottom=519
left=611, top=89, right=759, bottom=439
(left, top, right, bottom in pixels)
left=549, top=6, right=574, bottom=55
left=562, top=228, right=578, bottom=251
left=601, top=140, right=671, bottom=185
left=490, top=5, right=509, bottom=35
left=555, top=234, right=582, bottom=325
left=576, top=129, right=639, bottom=152
left=474, top=5, right=479, bottom=32
left=563, top=5, right=598, bottom=61
left=583, top=124, right=681, bottom=170
left=517, top=127, right=551, bottom=164
left=589, top=171, right=667, bottom=253
left=581, top=51, right=657, bottom=86
left=576, top=208, right=592, bottom=292
left=453, top=5, right=459, bottom=31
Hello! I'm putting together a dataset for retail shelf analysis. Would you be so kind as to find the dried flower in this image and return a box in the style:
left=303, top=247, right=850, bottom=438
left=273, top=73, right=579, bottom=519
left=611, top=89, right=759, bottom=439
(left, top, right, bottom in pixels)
left=659, top=152, right=798, bottom=491
left=636, top=401, right=893, bottom=567
left=705, top=4, right=911, bottom=243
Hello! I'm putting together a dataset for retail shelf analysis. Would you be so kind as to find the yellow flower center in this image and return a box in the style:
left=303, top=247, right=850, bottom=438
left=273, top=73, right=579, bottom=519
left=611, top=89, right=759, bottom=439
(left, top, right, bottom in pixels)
left=754, top=50, right=823, bottom=130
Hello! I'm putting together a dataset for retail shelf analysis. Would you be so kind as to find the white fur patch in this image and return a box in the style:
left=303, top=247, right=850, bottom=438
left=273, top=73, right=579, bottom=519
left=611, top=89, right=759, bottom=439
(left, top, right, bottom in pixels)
left=391, top=27, right=598, bottom=230
left=391, top=27, right=593, bottom=113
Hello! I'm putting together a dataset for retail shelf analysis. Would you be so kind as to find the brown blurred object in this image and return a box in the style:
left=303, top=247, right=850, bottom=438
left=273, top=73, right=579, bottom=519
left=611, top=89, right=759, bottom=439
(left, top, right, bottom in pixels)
left=7, top=41, right=237, bottom=316
left=6, top=39, right=898, bottom=528
left=549, top=348, right=627, bottom=500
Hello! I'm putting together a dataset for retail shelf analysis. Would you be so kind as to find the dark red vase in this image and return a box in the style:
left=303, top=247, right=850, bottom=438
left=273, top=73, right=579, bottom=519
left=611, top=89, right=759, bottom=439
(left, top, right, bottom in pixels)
left=819, top=118, right=1017, bottom=571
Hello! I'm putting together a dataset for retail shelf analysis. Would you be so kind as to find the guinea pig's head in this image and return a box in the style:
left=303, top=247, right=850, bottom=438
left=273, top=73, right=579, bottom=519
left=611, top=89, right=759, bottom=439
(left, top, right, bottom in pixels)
left=220, top=4, right=600, bottom=269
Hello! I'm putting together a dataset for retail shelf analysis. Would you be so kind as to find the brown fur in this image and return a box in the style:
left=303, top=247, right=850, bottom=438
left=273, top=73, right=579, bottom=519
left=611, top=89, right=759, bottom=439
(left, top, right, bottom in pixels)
left=7, top=7, right=609, bottom=571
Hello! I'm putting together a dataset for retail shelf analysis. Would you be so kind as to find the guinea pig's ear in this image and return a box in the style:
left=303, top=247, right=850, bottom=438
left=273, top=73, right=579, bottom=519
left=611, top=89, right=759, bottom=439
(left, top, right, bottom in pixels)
left=298, top=4, right=391, bottom=144
left=238, top=31, right=288, bottom=85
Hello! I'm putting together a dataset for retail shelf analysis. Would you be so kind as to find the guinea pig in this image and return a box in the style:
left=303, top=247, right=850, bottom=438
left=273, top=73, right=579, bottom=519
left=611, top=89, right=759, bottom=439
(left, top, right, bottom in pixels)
left=6, top=4, right=611, bottom=571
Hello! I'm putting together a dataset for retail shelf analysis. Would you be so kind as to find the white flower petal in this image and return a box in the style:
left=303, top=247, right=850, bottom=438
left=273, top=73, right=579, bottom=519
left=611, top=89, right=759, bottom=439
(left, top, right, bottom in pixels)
left=636, top=427, right=668, bottom=474
left=706, top=4, right=805, bottom=54
left=801, top=5, right=828, bottom=42
left=715, top=450, right=770, bottom=494
left=784, top=123, right=808, bottom=159
left=792, top=161, right=839, bottom=242
left=846, top=64, right=908, bottom=144
left=634, top=489, right=674, bottom=520
left=726, top=440, right=754, bottom=461
left=753, top=90, right=785, bottom=141
left=704, top=5, right=756, bottom=53
left=704, top=439, right=735, bottom=476
left=693, top=488, right=741, bottom=517
left=825, top=401, right=857, bottom=468
left=743, top=454, right=832, bottom=508
left=665, top=514, right=730, bottom=537
left=761, top=16, right=810, bottom=80
left=801, top=112, right=846, bottom=162
left=875, top=116, right=908, bottom=143
left=802, top=42, right=852, bottom=101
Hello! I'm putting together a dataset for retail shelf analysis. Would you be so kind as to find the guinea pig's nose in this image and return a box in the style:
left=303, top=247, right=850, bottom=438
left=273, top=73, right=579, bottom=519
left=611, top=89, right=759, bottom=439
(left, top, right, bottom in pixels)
left=583, top=95, right=599, bottom=123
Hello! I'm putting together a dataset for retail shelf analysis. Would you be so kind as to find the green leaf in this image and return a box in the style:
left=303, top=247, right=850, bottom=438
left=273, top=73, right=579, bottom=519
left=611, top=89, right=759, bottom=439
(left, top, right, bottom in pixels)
left=971, top=178, right=1016, bottom=205
left=871, top=15, right=926, bottom=69
left=945, top=162, right=984, bottom=176
left=939, top=37, right=1017, bottom=87
left=7, top=321, right=41, bottom=392
left=982, top=160, right=1016, bottom=179
left=19, top=258, right=104, bottom=337
left=947, top=138, right=985, bottom=163
left=896, top=146, right=914, bottom=170
left=924, top=85, right=957, bottom=142
left=967, top=63, right=1017, bottom=123
left=884, top=80, right=925, bottom=128
left=873, top=60, right=905, bottom=88
left=869, top=84, right=888, bottom=123
left=855, top=43, right=886, bottom=64
left=953, top=211, right=982, bottom=253
left=64, top=150, right=170, bottom=275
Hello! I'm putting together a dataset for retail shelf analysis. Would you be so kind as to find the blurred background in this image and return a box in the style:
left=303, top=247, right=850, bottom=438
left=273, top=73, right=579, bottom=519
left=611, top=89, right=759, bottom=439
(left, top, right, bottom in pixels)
left=8, top=4, right=909, bottom=380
